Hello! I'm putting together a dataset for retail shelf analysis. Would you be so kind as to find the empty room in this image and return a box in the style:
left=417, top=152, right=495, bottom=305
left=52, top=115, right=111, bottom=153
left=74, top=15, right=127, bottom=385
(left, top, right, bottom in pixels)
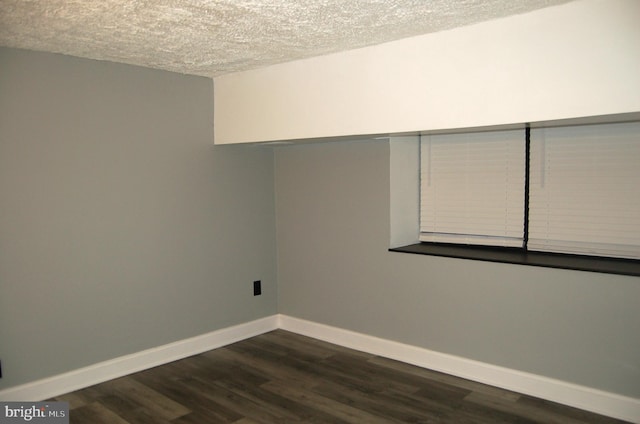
left=1, top=0, right=639, bottom=423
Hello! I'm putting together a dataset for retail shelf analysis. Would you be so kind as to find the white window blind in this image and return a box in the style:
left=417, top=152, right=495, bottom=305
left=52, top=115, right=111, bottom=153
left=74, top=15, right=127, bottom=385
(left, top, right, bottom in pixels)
left=420, top=130, right=525, bottom=247
left=529, top=122, right=640, bottom=259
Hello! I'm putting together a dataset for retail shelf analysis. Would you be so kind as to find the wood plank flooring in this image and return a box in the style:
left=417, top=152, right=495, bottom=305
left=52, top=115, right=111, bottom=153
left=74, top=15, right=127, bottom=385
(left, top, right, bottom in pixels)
left=51, top=330, right=631, bottom=423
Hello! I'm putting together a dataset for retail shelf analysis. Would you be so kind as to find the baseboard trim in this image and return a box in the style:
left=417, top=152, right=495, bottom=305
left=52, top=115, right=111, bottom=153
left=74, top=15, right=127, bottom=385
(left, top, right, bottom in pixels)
left=2, top=314, right=638, bottom=422
left=278, top=314, right=640, bottom=423
left=0, top=315, right=278, bottom=402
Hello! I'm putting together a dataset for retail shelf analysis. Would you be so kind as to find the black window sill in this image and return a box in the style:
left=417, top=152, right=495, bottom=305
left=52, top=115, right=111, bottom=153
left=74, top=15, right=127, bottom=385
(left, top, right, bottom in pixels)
left=389, top=243, right=640, bottom=277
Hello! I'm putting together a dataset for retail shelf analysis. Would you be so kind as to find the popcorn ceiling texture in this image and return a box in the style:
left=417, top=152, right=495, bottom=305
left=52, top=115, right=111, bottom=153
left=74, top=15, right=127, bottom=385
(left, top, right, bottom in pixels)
left=0, top=0, right=571, bottom=77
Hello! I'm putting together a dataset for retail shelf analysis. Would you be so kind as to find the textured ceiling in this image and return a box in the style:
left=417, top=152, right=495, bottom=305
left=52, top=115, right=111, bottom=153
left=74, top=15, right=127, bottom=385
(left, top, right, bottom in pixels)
left=0, top=0, right=572, bottom=77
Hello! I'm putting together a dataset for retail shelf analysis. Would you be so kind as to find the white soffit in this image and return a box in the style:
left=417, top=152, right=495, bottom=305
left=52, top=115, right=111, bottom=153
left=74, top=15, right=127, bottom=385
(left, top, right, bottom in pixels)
left=0, top=0, right=572, bottom=77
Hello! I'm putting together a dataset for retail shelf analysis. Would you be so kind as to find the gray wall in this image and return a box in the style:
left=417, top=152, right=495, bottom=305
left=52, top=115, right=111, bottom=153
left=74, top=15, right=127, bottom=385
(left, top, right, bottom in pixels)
left=275, top=140, right=640, bottom=398
left=3, top=45, right=639, bottom=402
left=0, top=47, right=277, bottom=390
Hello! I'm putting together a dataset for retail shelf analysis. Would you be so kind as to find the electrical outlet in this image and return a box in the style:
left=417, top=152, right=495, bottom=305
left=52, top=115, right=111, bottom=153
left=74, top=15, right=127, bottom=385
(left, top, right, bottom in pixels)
left=253, top=280, right=262, bottom=296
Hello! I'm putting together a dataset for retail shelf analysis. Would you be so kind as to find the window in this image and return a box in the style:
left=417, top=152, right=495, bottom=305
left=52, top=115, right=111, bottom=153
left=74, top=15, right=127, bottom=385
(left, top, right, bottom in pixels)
left=392, top=121, right=640, bottom=274
left=528, top=123, right=640, bottom=259
left=420, top=130, right=525, bottom=247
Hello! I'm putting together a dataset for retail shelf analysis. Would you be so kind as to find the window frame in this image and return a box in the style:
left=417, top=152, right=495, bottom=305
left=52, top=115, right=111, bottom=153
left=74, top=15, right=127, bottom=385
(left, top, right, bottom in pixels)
left=389, top=123, right=640, bottom=277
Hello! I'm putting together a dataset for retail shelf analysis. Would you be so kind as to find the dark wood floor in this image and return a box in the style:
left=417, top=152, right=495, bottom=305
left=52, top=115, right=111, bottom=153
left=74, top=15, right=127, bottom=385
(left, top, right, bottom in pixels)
left=51, top=330, right=630, bottom=423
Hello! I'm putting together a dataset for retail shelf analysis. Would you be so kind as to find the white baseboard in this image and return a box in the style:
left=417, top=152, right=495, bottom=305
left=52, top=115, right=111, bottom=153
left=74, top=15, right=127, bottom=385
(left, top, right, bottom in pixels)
left=278, top=314, right=640, bottom=423
left=2, top=313, right=638, bottom=423
left=0, top=315, right=278, bottom=402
